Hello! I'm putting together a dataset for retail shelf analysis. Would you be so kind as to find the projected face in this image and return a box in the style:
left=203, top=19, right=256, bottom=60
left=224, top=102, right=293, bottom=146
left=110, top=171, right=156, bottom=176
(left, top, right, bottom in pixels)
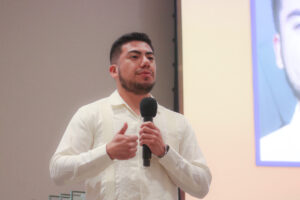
left=274, top=0, right=300, bottom=100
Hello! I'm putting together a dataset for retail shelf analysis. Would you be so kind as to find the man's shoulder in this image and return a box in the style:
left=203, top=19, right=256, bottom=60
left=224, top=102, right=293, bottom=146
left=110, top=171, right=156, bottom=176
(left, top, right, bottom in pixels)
left=158, top=104, right=185, bottom=119
left=79, top=97, right=109, bottom=112
left=157, top=105, right=189, bottom=131
left=74, top=96, right=113, bottom=121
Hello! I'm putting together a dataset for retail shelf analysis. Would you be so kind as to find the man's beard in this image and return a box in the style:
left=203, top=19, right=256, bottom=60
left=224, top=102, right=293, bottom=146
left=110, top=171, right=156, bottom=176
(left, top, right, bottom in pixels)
left=118, top=69, right=155, bottom=95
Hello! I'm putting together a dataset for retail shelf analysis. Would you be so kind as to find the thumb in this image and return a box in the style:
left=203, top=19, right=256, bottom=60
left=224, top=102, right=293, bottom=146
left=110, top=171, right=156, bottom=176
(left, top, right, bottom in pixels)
left=118, top=122, right=128, bottom=135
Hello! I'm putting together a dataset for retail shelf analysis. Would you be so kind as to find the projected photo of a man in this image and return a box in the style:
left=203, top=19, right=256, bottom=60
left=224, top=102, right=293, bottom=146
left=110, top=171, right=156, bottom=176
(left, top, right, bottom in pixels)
left=259, top=0, right=300, bottom=162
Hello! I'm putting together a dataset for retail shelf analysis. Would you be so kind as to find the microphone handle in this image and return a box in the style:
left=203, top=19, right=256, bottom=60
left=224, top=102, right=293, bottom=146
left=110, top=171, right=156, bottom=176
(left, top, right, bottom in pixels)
left=143, top=145, right=151, bottom=167
left=143, top=116, right=153, bottom=122
left=143, top=117, right=152, bottom=167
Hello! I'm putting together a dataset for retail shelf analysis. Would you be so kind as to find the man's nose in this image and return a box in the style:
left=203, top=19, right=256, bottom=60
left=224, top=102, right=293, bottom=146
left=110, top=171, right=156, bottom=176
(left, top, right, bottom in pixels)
left=141, top=55, right=150, bottom=68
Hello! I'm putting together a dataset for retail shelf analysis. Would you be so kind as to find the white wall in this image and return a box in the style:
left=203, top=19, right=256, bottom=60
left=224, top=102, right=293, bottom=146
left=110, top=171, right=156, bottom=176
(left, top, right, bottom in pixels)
left=0, top=0, right=174, bottom=199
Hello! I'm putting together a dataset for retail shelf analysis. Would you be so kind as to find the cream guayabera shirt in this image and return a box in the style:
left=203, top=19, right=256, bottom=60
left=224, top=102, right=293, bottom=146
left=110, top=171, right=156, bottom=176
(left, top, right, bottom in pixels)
left=50, top=90, right=211, bottom=200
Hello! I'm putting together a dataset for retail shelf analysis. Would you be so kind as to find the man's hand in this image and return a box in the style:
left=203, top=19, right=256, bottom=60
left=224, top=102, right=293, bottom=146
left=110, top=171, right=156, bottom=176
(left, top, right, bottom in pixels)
left=139, top=122, right=165, bottom=157
left=106, top=123, right=138, bottom=160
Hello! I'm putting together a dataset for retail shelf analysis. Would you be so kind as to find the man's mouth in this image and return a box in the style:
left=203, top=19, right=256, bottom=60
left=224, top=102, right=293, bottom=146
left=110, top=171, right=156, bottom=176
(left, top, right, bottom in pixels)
left=136, top=70, right=153, bottom=76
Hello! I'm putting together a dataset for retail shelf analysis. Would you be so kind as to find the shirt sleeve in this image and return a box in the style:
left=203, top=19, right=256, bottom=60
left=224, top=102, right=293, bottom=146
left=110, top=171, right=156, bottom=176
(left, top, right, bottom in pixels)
left=158, top=115, right=212, bottom=199
left=49, top=105, right=114, bottom=185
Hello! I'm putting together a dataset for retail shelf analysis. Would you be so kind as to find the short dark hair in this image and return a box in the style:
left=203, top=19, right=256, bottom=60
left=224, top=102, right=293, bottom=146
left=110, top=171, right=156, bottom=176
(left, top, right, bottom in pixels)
left=109, top=32, right=154, bottom=64
left=272, top=0, right=282, bottom=32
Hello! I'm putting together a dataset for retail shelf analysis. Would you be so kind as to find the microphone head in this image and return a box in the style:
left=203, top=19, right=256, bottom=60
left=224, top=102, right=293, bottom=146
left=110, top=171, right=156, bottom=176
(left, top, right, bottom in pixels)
left=140, top=97, right=157, bottom=118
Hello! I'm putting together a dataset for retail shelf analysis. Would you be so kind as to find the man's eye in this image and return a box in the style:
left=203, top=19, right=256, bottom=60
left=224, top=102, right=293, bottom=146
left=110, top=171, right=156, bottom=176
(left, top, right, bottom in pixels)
left=293, top=23, right=300, bottom=30
left=148, top=57, right=154, bottom=61
left=131, top=55, right=138, bottom=59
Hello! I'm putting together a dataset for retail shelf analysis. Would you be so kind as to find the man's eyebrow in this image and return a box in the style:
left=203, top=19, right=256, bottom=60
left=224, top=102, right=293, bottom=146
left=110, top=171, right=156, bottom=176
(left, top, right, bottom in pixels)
left=146, top=52, right=154, bottom=55
left=128, top=50, right=154, bottom=55
left=286, top=9, right=300, bottom=20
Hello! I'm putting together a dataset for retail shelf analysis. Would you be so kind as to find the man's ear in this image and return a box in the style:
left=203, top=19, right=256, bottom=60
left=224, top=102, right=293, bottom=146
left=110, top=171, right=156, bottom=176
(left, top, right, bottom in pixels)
left=273, top=33, right=284, bottom=69
left=109, top=65, right=118, bottom=78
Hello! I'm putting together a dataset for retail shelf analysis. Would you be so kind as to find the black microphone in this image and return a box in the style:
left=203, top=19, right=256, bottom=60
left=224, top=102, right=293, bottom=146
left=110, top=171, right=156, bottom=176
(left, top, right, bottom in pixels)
left=140, top=97, right=157, bottom=167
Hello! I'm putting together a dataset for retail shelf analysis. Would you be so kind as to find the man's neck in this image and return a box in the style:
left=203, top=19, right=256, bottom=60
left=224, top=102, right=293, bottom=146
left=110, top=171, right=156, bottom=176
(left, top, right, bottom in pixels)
left=117, top=88, right=151, bottom=115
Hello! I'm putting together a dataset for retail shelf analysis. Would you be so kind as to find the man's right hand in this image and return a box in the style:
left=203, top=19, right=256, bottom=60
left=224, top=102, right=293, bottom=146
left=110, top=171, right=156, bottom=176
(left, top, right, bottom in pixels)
left=106, top=122, right=138, bottom=160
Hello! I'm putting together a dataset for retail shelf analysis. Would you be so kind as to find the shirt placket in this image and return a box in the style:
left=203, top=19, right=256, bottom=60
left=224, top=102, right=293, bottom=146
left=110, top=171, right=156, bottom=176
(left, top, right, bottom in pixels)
left=120, top=106, right=144, bottom=200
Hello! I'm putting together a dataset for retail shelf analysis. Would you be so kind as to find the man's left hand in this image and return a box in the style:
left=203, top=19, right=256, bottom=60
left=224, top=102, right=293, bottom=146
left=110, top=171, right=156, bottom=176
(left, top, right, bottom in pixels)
left=139, top=121, right=165, bottom=157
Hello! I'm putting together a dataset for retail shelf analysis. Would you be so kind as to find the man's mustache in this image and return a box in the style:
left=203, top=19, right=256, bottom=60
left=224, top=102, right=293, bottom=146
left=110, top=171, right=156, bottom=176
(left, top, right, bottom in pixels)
left=135, top=69, right=154, bottom=75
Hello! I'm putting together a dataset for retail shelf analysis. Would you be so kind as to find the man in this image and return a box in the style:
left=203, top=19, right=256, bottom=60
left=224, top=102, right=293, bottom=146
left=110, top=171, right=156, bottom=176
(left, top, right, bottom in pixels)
left=50, top=32, right=211, bottom=199
left=260, top=0, right=300, bottom=162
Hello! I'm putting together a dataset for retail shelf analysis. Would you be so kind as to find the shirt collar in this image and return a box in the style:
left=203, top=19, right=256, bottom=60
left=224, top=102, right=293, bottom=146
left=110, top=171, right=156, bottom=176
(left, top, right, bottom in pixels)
left=108, top=90, right=161, bottom=114
left=109, top=90, right=127, bottom=106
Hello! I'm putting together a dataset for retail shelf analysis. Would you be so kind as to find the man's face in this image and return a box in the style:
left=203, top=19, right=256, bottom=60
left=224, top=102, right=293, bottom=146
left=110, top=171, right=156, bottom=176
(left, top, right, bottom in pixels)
left=276, top=0, right=300, bottom=99
left=114, top=41, right=156, bottom=95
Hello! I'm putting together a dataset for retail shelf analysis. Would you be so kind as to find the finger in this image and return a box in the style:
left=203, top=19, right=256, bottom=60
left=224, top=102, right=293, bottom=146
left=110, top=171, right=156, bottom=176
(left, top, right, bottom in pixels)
left=129, top=147, right=137, bottom=153
left=128, top=152, right=136, bottom=158
left=139, top=126, right=159, bottom=136
left=140, top=121, right=155, bottom=128
left=128, top=141, right=138, bottom=148
left=127, top=135, right=138, bottom=141
left=139, top=126, right=153, bottom=133
left=139, top=138, right=155, bottom=146
left=118, top=122, right=128, bottom=135
left=122, top=151, right=136, bottom=159
left=140, top=122, right=159, bottom=131
left=139, top=133, right=155, bottom=140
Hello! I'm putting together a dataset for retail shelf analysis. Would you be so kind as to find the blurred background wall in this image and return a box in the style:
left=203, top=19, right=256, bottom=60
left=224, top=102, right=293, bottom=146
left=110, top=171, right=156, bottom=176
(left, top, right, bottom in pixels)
left=0, top=0, right=175, bottom=199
